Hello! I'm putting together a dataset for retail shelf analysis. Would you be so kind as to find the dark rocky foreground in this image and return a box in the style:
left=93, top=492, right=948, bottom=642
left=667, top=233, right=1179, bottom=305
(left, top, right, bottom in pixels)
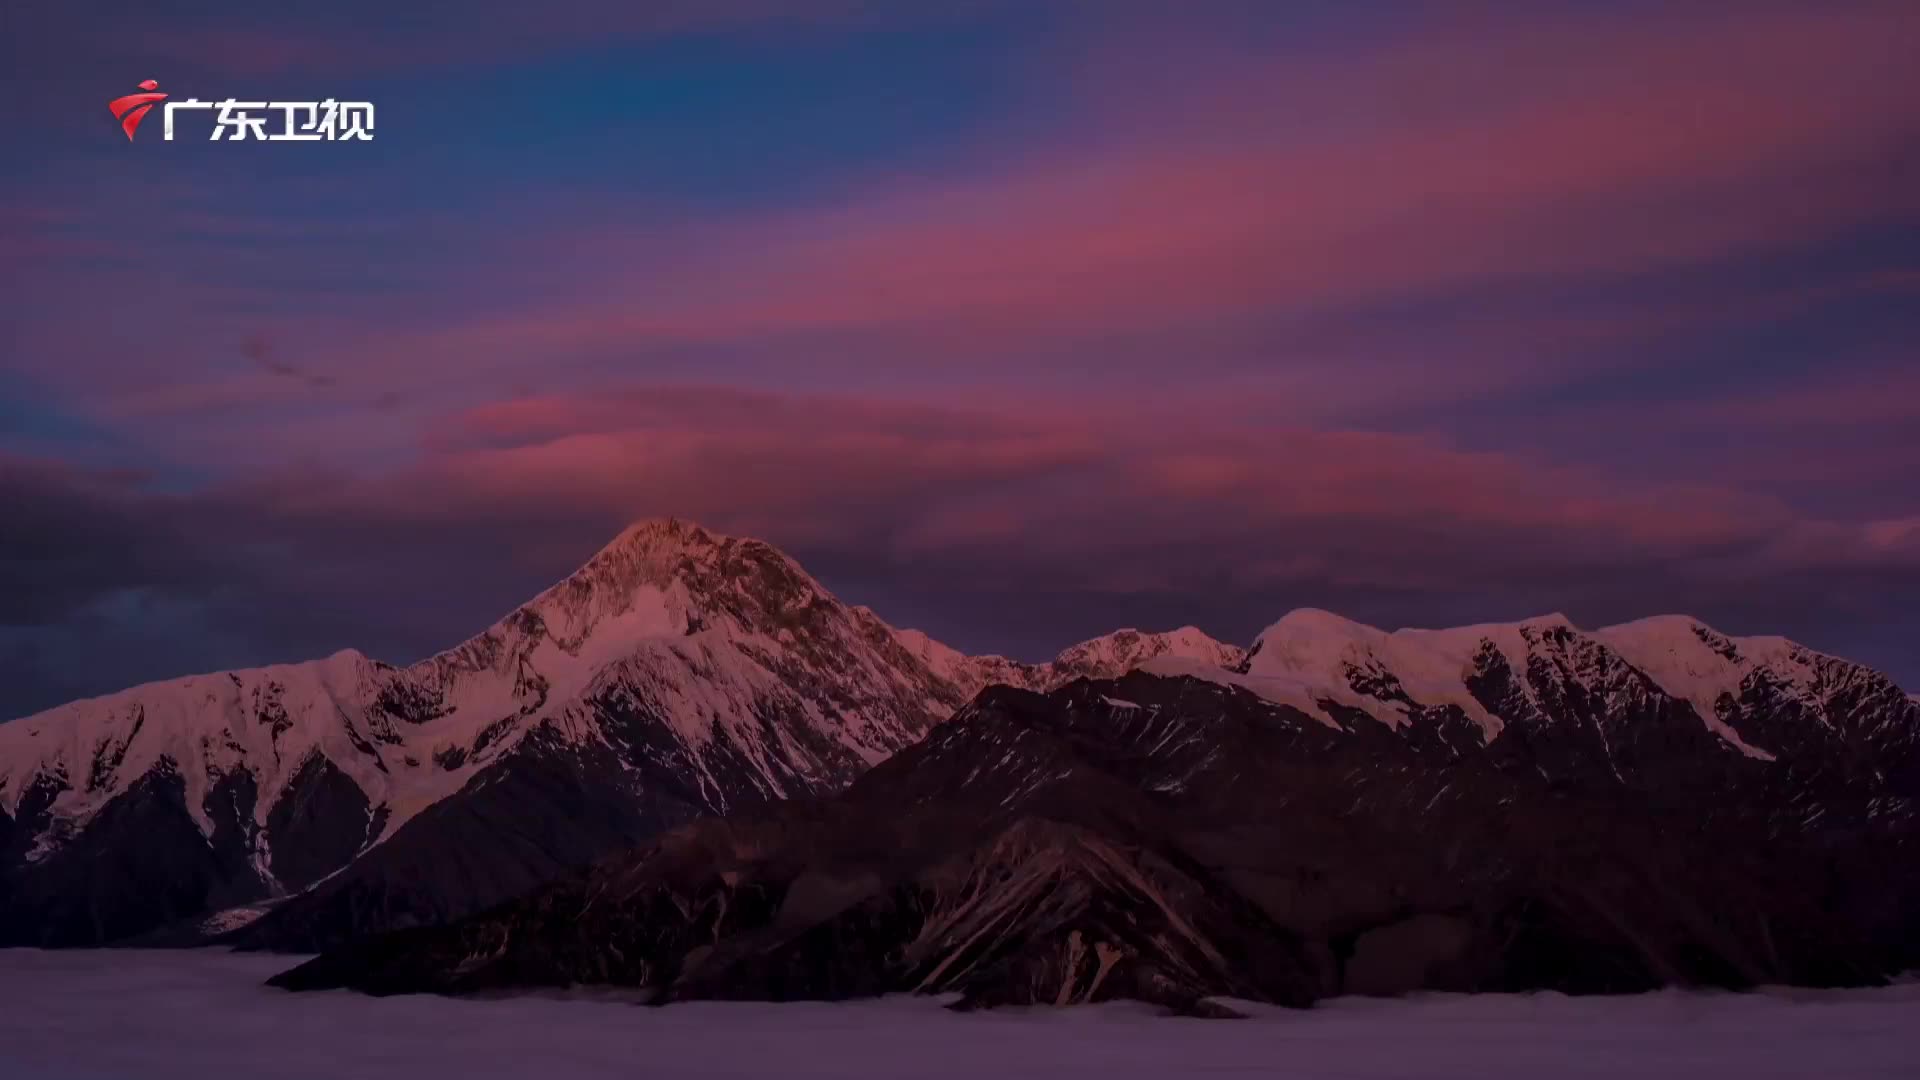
left=270, top=672, right=1920, bottom=1012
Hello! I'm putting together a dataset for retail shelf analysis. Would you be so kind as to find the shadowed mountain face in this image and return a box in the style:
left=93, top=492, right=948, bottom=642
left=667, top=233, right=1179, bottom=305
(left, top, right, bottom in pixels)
left=271, top=668, right=1920, bottom=1012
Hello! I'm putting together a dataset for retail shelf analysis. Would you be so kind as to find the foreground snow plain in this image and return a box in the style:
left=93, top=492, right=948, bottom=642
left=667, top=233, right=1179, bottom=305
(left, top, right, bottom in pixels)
left=1, top=949, right=1914, bottom=1079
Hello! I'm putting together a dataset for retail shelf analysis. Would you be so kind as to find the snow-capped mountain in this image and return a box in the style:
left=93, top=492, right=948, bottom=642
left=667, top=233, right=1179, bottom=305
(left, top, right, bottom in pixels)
left=4, top=520, right=1914, bottom=952
left=235, top=598, right=1920, bottom=962
left=0, top=520, right=1239, bottom=947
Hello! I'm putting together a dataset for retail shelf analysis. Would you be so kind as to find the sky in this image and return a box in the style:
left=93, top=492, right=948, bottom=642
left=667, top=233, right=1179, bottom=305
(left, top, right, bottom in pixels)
left=2, top=0, right=1917, bottom=717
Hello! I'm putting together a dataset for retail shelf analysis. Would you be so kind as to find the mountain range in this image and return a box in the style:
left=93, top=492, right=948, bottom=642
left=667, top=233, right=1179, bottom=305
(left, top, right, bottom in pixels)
left=3, top=519, right=1916, bottom=1011
left=0, top=520, right=1237, bottom=948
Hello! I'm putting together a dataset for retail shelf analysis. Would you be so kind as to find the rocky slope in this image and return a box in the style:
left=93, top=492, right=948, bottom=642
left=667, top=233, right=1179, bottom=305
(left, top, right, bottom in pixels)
left=272, top=659, right=1920, bottom=1011
left=0, top=520, right=1238, bottom=947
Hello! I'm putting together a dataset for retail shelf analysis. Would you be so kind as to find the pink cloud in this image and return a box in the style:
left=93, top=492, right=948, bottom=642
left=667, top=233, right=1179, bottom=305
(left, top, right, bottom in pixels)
left=239, top=2, right=1917, bottom=409
left=215, top=385, right=1891, bottom=600
left=7, top=4, right=1913, bottom=570
left=10, top=380, right=1919, bottom=717
left=16, top=3, right=1915, bottom=456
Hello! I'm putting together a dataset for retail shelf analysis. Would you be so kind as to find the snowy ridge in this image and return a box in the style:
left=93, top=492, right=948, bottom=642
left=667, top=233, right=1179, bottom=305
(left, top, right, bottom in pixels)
left=1143, top=609, right=1575, bottom=740
left=883, top=623, right=1041, bottom=702
left=1590, top=616, right=1795, bottom=760
left=1147, top=607, right=1914, bottom=762
left=1045, top=627, right=1245, bottom=688
left=0, top=520, right=1242, bottom=888
left=0, top=649, right=395, bottom=856
left=884, top=623, right=1244, bottom=701
left=1, top=520, right=948, bottom=876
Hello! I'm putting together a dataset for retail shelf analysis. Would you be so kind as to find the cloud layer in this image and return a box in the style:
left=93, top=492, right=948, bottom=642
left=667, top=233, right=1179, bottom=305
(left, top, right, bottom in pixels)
left=2, top=2, right=1917, bottom=712
left=6, top=382, right=1918, bottom=717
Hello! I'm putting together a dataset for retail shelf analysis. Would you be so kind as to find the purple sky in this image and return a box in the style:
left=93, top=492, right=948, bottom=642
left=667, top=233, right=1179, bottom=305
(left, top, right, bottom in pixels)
left=3, top=1, right=1918, bottom=717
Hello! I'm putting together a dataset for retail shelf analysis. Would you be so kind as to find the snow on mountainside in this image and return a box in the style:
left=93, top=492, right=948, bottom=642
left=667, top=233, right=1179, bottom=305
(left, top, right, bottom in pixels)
left=0, top=560, right=1238, bottom=868
left=1046, top=626, right=1245, bottom=686
left=0, top=521, right=931, bottom=873
left=0, top=648, right=393, bottom=872
left=874, top=621, right=1038, bottom=699
left=885, top=621, right=1244, bottom=701
left=1145, top=608, right=1917, bottom=767
left=0, top=519, right=1245, bottom=946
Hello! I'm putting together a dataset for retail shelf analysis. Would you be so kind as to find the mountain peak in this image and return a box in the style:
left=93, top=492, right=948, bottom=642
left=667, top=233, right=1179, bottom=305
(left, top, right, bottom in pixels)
left=1247, top=609, right=1382, bottom=675
left=1262, top=607, right=1379, bottom=638
left=601, top=516, right=721, bottom=553
left=1044, top=627, right=1246, bottom=690
left=427, top=519, right=836, bottom=680
left=0, top=519, right=1010, bottom=948
left=1597, top=612, right=1710, bottom=639
left=546, top=519, right=817, bottom=611
left=580, top=518, right=739, bottom=576
left=583, top=518, right=809, bottom=587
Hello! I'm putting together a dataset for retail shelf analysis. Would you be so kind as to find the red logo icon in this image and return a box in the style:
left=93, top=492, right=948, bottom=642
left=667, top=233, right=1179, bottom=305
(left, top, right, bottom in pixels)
left=109, top=80, right=167, bottom=141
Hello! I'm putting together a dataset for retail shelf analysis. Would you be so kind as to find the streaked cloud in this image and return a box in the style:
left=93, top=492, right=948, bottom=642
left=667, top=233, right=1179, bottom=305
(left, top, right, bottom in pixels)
left=1, top=2, right=1916, bottom=711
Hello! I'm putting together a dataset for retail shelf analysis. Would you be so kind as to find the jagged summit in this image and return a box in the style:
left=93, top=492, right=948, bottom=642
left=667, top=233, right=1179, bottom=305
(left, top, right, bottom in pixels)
left=2, top=521, right=1269, bottom=947
left=417, top=517, right=833, bottom=685
left=0, top=519, right=957, bottom=946
left=532, top=517, right=801, bottom=610
left=545, top=516, right=790, bottom=582
left=603, top=515, right=718, bottom=549
left=1047, top=626, right=1245, bottom=683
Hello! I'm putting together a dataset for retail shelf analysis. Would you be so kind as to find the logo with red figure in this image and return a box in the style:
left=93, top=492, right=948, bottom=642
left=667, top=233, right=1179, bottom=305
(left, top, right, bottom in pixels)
left=108, top=79, right=167, bottom=141
left=107, top=79, right=375, bottom=141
